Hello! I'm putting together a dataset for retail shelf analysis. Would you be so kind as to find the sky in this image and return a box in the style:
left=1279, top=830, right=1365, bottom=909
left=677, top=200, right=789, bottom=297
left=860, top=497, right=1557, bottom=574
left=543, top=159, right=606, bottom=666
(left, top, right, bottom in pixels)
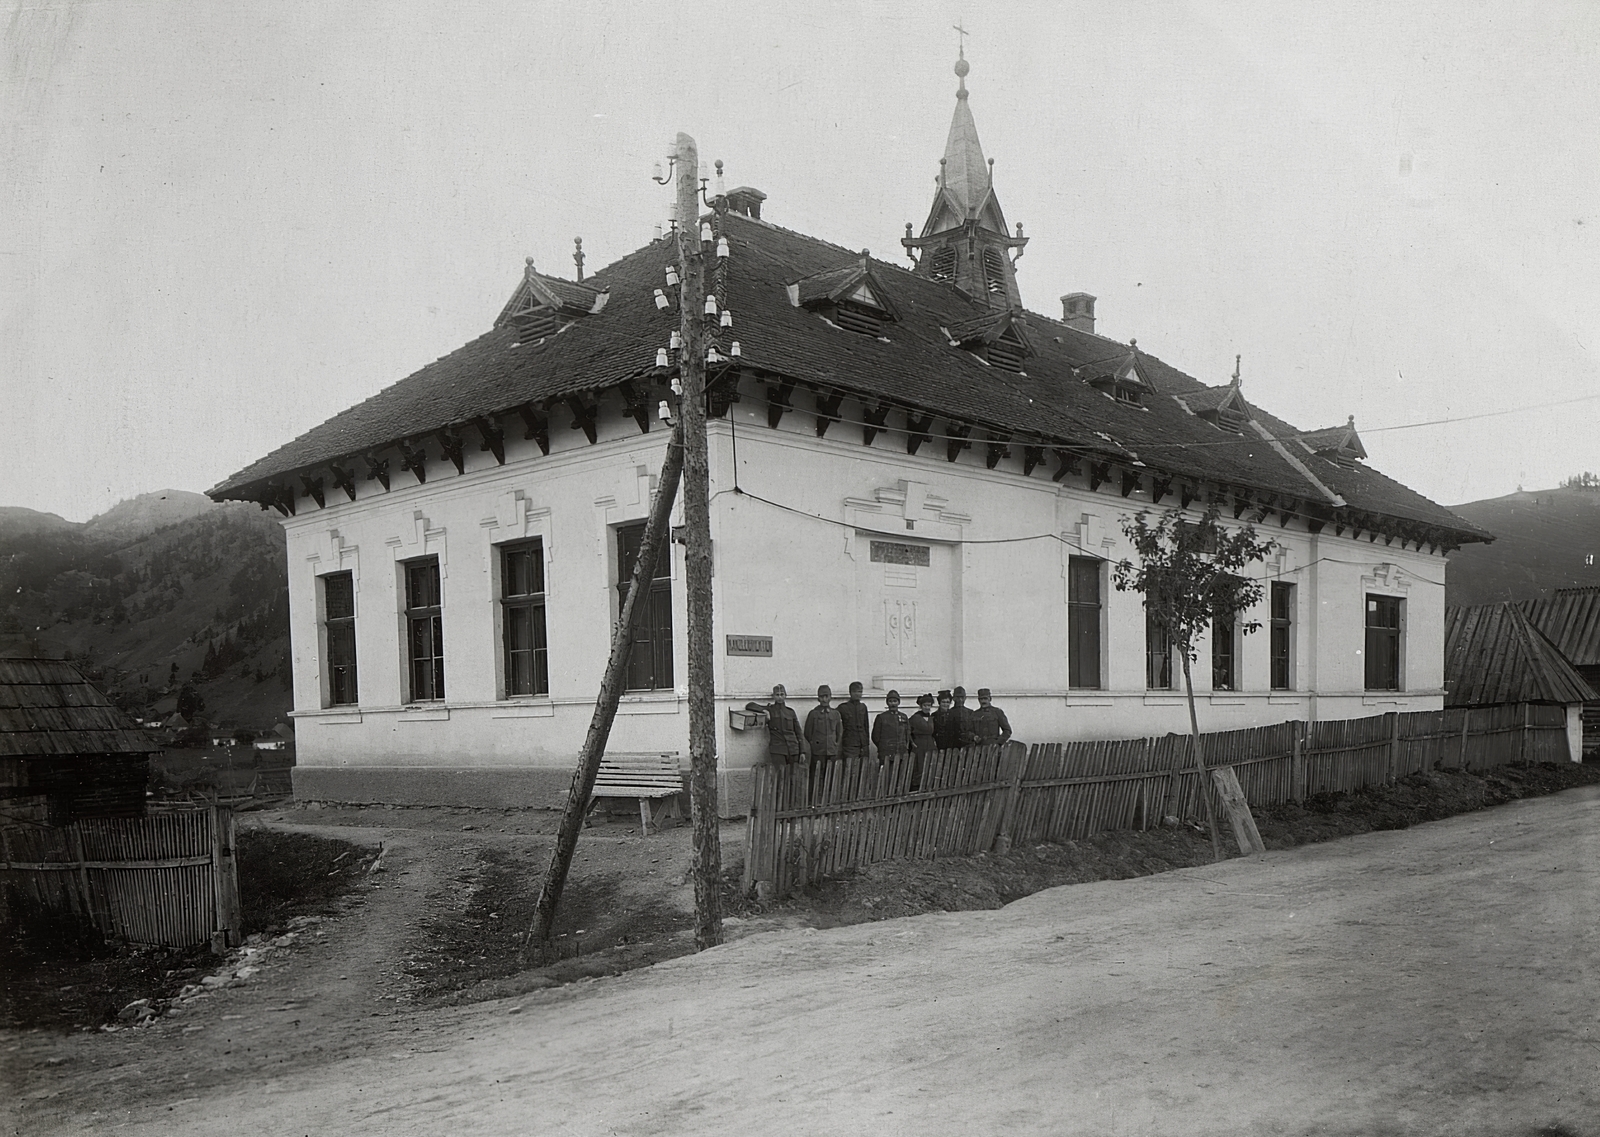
left=4, top=0, right=1598, bottom=522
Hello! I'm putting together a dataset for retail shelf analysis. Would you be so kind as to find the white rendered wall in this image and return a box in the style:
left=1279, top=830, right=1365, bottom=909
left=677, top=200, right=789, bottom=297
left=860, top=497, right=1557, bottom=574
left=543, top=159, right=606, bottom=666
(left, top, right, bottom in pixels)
left=279, top=383, right=1451, bottom=802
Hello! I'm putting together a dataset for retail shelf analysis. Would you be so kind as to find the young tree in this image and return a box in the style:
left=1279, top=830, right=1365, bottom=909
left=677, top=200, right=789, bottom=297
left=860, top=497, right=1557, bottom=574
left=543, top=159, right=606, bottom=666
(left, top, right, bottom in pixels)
left=1113, top=502, right=1277, bottom=859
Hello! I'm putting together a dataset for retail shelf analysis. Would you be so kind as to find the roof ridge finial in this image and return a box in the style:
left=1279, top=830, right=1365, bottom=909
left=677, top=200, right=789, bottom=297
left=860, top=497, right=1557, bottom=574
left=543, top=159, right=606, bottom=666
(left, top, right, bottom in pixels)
left=1232, top=354, right=1241, bottom=386
left=953, top=23, right=970, bottom=99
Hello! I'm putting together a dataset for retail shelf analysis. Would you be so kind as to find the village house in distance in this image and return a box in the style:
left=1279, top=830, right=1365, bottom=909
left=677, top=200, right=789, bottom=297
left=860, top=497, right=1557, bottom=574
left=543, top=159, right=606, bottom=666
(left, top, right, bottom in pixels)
left=209, top=55, right=1492, bottom=812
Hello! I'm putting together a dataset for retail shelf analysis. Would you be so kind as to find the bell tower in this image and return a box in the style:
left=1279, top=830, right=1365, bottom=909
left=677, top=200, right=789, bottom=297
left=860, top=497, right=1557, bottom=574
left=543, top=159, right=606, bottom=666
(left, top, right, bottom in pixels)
left=902, top=49, right=1028, bottom=308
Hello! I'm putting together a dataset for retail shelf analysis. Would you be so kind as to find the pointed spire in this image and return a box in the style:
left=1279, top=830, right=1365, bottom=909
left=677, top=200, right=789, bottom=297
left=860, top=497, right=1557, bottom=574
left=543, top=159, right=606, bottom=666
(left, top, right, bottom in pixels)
left=940, top=50, right=990, bottom=219
left=904, top=46, right=1028, bottom=308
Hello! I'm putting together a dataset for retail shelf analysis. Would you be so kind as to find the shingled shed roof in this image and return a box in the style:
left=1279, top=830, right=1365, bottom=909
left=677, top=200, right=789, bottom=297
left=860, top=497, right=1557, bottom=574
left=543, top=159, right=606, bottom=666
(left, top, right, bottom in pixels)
left=208, top=209, right=1491, bottom=545
left=0, top=658, right=159, bottom=758
left=1520, top=587, right=1600, bottom=668
left=1443, top=603, right=1597, bottom=707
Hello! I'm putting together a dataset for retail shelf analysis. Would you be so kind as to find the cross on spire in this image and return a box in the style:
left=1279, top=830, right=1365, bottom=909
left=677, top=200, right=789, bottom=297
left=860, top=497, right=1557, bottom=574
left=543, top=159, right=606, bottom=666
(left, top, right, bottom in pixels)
left=953, top=22, right=970, bottom=55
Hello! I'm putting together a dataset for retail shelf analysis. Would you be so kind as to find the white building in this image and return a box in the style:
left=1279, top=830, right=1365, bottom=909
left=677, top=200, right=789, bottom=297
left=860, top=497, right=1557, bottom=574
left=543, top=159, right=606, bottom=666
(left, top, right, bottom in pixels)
left=209, top=57, right=1491, bottom=813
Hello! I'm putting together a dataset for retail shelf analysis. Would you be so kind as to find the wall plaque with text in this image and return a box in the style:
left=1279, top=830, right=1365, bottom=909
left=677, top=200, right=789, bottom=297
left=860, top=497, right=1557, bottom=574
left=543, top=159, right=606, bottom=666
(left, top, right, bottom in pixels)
left=725, top=635, right=773, bottom=657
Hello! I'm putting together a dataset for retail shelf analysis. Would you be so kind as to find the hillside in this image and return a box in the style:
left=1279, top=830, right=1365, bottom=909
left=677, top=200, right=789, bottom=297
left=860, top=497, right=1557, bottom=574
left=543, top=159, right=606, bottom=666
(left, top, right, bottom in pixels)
left=1445, top=486, right=1600, bottom=606
left=0, top=491, right=291, bottom=730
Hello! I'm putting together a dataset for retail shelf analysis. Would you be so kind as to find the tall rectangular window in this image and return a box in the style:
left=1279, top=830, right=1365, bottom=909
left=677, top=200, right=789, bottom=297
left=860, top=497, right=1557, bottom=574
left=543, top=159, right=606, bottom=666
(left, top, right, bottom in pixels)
left=404, top=558, right=444, bottom=701
left=1270, top=582, right=1294, bottom=690
left=1067, top=557, right=1102, bottom=689
left=1365, top=594, right=1403, bottom=691
left=501, top=541, right=548, bottom=697
left=1211, top=615, right=1236, bottom=691
left=616, top=522, right=673, bottom=691
left=322, top=572, right=358, bottom=707
left=1146, top=605, right=1173, bottom=690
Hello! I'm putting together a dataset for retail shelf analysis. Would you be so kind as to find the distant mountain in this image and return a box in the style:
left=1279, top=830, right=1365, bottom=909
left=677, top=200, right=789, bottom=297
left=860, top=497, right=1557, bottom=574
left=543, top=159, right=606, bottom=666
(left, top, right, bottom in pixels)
left=0, top=506, right=78, bottom=539
left=83, top=490, right=219, bottom=540
left=0, top=492, right=291, bottom=730
left=1445, top=487, right=1600, bottom=606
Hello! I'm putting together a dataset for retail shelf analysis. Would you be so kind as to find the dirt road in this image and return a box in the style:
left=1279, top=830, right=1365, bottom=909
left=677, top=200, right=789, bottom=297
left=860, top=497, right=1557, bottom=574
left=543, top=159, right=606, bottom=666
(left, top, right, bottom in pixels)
left=11, top=787, right=1600, bottom=1135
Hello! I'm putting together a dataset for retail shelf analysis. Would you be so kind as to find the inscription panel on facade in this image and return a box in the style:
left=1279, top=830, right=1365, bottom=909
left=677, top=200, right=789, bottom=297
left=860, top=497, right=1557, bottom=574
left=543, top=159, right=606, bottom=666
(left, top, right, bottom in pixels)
left=870, top=540, right=932, bottom=567
left=726, top=635, right=773, bottom=657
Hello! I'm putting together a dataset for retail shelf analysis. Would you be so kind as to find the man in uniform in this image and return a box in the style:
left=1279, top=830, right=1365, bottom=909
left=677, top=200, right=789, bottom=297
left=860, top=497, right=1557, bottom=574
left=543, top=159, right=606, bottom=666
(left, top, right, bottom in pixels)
left=871, top=689, right=910, bottom=764
left=973, top=687, right=1013, bottom=747
left=932, top=689, right=961, bottom=752
left=761, top=684, right=807, bottom=769
left=838, top=681, right=871, bottom=763
left=803, top=685, right=843, bottom=776
left=951, top=686, right=980, bottom=748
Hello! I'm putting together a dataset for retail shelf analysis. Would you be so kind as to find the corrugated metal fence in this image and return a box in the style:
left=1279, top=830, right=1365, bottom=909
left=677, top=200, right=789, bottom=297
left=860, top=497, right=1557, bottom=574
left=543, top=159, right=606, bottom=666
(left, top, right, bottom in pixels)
left=0, top=803, right=242, bottom=950
left=746, top=703, right=1570, bottom=897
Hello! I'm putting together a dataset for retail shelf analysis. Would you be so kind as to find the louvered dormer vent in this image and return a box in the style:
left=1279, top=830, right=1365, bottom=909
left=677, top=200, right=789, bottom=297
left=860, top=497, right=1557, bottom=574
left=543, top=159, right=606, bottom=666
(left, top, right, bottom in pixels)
left=987, top=338, right=1026, bottom=373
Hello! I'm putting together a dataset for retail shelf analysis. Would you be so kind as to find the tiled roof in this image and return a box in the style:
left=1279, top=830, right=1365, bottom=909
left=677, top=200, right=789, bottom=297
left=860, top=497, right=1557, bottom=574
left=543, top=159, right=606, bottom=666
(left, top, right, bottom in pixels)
left=1180, top=384, right=1241, bottom=414
left=1297, top=419, right=1368, bottom=460
left=793, top=264, right=861, bottom=306
left=1520, top=587, right=1600, bottom=667
left=0, top=658, right=160, bottom=758
left=1444, top=603, right=1597, bottom=707
left=208, top=211, right=1491, bottom=543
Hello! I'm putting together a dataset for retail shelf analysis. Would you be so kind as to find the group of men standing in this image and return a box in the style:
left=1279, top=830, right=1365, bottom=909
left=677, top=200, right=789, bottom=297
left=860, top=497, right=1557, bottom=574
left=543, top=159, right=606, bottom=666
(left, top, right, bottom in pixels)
left=755, top=683, right=1012, bottom=781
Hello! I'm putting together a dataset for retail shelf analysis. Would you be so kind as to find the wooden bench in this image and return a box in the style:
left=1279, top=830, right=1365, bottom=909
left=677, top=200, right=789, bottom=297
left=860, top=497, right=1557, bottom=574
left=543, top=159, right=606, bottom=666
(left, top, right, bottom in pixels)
left=590, top=752, right=684, bottom=835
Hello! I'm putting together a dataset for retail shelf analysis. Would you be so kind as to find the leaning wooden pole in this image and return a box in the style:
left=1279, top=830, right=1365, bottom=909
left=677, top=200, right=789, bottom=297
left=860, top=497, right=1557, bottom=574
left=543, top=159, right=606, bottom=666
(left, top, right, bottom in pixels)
left=527, top=421, right=685, bottom=957
left=675, top=132, right=724, bottom=950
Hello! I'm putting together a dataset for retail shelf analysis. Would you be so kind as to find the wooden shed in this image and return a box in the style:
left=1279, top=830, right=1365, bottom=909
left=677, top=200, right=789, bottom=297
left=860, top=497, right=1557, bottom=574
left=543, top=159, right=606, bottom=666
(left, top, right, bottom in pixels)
left=1520, top=588, right=1600, bottom=758
left=0, top=658, right=160, bottom=823
left=1444, top=603, right=1596, bottom=762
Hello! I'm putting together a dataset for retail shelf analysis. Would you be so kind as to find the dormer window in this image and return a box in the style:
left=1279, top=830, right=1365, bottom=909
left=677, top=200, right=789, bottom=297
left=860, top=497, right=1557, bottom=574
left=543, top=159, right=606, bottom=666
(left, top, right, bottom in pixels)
left=790, top=259, right=899, bottom=339
left=947, top=308, right=1035, bottom=374
left=494, top=259, right=608, bottom=343
left=512, top=306, right=562, bottom=341
left=834, top=282, right=888, bottom=336
left=986, top=325, right=1028, bottom=373
left=1088, top=349, right=1151, bottom=407
left=1296, top=416, right=1368, bottom=467
left=1212, top=406, right=1247, bottom=433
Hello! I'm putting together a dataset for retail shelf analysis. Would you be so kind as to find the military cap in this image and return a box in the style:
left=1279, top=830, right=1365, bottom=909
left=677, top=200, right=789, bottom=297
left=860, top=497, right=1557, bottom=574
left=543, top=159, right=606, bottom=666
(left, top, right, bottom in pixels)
left=771, top=684, right=787, bottom=697
left=977, top=687, right=993, bottom=698
left=953, top=686, right=967, bottom=698
left=817, top=684, right=832, bottom=698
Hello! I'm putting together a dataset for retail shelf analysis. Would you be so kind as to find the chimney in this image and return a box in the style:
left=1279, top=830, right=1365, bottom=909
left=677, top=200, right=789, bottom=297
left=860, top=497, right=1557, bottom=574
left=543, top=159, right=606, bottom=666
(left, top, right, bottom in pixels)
left=725, top=186, right=766, bottom=219
left=1061, top=292, right=1096, bottom=334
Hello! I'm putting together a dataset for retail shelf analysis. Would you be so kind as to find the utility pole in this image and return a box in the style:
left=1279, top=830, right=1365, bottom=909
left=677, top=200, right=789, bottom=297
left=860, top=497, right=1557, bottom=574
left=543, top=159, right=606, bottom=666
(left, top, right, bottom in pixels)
left=674, top=132, right=724, bottom=950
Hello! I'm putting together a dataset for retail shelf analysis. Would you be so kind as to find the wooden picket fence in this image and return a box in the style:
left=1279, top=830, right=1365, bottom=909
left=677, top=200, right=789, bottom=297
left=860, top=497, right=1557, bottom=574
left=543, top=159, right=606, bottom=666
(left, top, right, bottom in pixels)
left=745, top=702, right=1570, bottom=896
left=0, top=803, right=242, bottom=950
